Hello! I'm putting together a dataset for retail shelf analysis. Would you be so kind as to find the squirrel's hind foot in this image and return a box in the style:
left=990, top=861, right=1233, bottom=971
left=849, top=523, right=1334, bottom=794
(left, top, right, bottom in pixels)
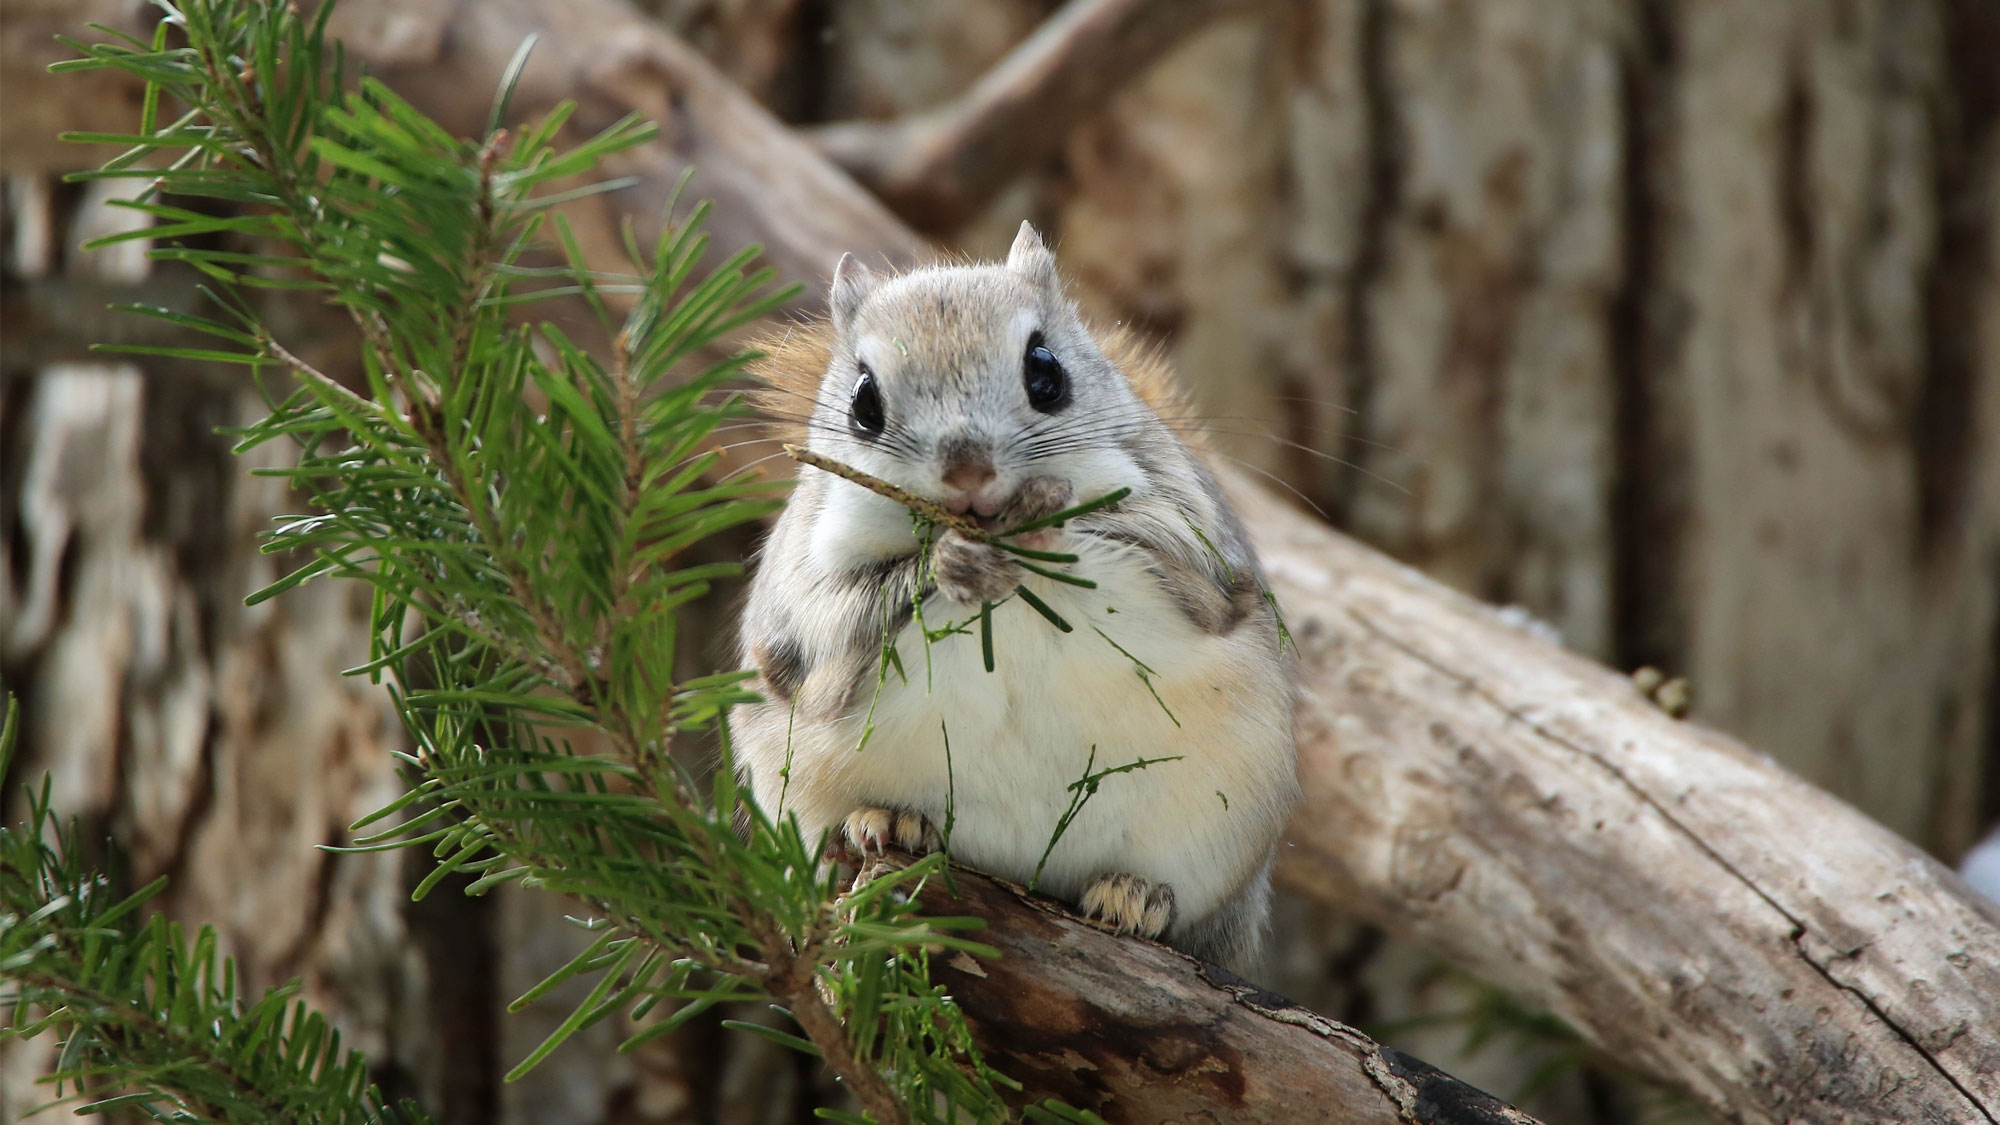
left=841, top=806, right=943, bottom=859
left=1079, top=872, right=1176, bottom=940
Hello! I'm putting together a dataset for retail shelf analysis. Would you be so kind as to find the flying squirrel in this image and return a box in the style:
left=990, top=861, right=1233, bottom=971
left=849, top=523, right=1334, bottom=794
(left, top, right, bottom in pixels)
left=735, top=222, right=1298, bottom=973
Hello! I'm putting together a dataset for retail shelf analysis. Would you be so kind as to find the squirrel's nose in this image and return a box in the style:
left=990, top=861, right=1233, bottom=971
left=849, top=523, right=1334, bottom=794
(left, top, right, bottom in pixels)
left=941, top=457, right=996, bottom=493
left=938, top=433, right=997, bottom=495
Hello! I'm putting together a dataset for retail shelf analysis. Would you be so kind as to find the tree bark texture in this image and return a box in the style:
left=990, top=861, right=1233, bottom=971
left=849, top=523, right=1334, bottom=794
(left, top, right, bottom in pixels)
left=869, top=853, right=1541, bottom=1125
left=1018, top=0, right=2000, bottom=864
left=1235, top=472, right=2000, bottom=1124
left=5, top=0, right=1999, bottom=1122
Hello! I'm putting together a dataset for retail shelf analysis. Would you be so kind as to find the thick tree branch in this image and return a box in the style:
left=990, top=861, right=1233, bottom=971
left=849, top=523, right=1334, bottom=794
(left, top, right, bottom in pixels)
left=863, top=853, right=1540, bottom=1125
left=14, top=1, right=1999, bottom=1120
left=1230, top=475, right=2000, bottom=1124
left=809, top=0, right=1270, bottom=233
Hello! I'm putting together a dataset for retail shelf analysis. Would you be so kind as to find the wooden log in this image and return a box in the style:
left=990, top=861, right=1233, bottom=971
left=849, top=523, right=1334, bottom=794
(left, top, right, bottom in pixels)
left=1233, top=472, right=2000, bottom=1124
left=867, top=853, right=1541, bottom=1125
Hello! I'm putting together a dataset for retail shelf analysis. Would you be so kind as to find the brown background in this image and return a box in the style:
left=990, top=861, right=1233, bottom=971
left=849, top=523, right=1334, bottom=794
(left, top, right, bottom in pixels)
left=3, top=0, right=1997, bottom=1121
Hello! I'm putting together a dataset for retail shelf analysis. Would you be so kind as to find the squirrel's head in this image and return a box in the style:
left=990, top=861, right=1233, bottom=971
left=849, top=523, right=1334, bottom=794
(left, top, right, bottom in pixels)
left=792, top=223, right=1162, bottom=557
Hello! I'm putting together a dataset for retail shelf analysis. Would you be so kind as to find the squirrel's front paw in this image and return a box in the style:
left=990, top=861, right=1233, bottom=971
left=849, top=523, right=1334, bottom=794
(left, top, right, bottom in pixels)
left=841, top=806, right=943, bottom=858
left=997, top=476, right=1075, bottom=550
left=1079, top=872, right=1176, bottom=939
left=1001, top=475, right=1074, bottom=525
left=930, top=533, right=1019, bottom=605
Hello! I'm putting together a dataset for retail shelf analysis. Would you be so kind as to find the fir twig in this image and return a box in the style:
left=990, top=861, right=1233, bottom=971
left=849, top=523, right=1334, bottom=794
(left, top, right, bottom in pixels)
left=1027, top=748, right=1183, bottom=893
left=0, top=698, right=429, bottom=1124
left=43, top=1, right=1037, bottom=1120
left=783, top=443, right=1129, bottom=554
left=786, top=444, right=985, bottom=536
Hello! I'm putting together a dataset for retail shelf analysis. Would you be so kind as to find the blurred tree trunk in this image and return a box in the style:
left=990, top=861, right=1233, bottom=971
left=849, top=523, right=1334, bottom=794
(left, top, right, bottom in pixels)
left=1007, top=0, right=2000, bottom=869
left=5, top=0, right=1997, bottom=1123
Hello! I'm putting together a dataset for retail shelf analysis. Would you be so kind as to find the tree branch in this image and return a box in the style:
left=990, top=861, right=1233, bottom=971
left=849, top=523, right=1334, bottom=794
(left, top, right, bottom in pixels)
left=1228, top=473, right=2000, bottom=1124
left=809, top=0, right=1271, bottom=233
left=861, top=853, right=1541, bottom=1125
left=348, top=0, right=927, bottom=295
left=767, top=962, right=909, bottom=1125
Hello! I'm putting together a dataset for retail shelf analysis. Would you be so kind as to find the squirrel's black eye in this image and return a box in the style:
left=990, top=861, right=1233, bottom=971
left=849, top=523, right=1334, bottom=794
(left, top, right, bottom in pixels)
left=849, top=366, right=885, bottom=437
left=1023, top=332, right=1069, bottom=413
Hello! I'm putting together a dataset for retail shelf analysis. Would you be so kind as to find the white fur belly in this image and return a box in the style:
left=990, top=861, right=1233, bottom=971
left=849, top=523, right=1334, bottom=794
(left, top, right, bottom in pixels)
left=776, top=539, right=1295, bottom=927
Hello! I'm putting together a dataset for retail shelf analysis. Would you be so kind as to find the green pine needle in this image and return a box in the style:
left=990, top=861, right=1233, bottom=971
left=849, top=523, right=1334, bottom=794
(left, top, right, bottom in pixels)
left=24, top=0, right=1058, bottom=1120
left=0, top=696, right=430, bottom=1124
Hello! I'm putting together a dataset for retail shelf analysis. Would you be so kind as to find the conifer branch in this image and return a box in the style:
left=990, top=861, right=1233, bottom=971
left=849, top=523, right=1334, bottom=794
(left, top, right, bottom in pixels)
left=37, top=3, right=1040, bottom=1120
left=1, top=699, right=429, bottom=1124
left=770, top=954, right=910, bottom=1125
left=260, top=334, right=376, bottom=412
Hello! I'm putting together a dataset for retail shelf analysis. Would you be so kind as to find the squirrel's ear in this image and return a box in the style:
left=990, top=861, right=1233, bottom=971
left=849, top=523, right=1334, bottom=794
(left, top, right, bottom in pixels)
left=829, top=252, right=879, bottom=333
left=1007, top=221, right=1060, bottom=293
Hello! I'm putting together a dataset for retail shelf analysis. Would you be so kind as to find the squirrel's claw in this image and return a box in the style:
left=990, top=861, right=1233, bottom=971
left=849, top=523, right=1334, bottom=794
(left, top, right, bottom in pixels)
left=842, top=806, right=944, bottom=858
left=1079, top=872, right=1177, bottom=939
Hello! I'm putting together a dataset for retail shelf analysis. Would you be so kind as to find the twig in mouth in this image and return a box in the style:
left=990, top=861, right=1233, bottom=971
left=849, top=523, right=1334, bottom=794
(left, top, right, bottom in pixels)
left=785, top=443, right=987, bottom=538
left=781, top=444, right=1130, bottom=556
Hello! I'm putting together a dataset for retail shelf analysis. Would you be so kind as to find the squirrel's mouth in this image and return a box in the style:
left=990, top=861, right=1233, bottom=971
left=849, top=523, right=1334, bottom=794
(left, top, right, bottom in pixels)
left=944, top=493, right=1006, bottom=530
